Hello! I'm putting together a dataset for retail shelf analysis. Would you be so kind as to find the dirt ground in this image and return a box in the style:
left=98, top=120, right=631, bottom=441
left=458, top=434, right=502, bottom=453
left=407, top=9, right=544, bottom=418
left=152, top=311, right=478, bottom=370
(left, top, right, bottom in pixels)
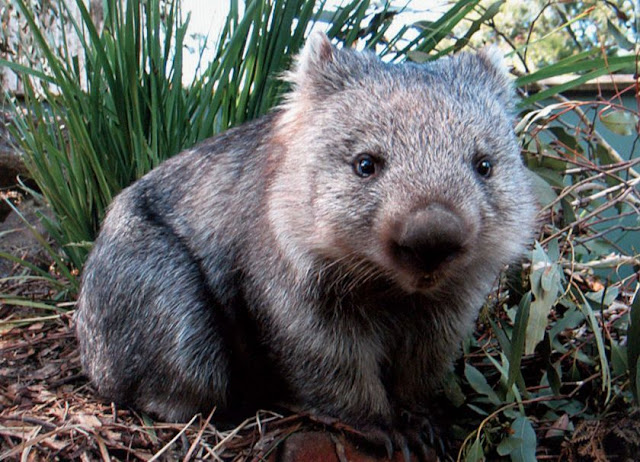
left=0, top=280, right=437, bottom=461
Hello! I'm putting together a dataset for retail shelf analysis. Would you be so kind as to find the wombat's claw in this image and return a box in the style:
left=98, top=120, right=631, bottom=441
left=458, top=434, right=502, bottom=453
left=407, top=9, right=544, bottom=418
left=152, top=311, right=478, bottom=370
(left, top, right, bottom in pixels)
left=422, top=419, right=434, bottom=444
left=400, top=428, right=438, bottom=462
left=362, top=427, right=395, bottom=459
left=359, top=429, right=411, bottom=461
left=367, top=429, right=429, bottom=462
left=398, top=410, right=444, bottom=461
left=331, top=423, right=393, bottom=459
left=383, top=433, right=395, bottom=460
left=419, top=419, right=446, bottom=457
left=396, top=434, right=412, bottom=462
left=402, top=446, right=412, bottom=462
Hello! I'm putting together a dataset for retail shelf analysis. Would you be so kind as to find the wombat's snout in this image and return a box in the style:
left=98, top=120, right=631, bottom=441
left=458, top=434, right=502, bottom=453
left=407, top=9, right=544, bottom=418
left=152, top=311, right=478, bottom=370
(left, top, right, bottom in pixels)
left=389, top=204, right=468, bottom=277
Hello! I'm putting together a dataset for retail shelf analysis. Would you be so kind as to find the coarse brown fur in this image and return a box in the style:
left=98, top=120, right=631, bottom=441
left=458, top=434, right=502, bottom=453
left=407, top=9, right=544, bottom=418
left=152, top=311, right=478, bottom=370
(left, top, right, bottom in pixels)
left=75, top=32, right=536, bottom=451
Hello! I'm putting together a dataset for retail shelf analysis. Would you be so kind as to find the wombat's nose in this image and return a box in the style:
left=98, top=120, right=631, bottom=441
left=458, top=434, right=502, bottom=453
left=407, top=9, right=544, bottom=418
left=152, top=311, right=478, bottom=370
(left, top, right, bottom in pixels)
left=391, top=204, right=467, bottom=274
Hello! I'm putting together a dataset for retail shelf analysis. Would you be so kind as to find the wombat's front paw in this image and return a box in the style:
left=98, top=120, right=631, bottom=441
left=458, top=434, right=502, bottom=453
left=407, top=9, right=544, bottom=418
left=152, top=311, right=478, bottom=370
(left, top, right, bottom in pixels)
left=397, top=409, right=448, bottom=461
left=339, top=421, right=439, bottom=462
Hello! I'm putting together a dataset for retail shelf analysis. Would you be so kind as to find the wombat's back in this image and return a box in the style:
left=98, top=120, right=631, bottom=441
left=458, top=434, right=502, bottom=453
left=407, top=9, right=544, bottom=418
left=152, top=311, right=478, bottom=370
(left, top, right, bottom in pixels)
left=76, top=114, right=283, bottom=421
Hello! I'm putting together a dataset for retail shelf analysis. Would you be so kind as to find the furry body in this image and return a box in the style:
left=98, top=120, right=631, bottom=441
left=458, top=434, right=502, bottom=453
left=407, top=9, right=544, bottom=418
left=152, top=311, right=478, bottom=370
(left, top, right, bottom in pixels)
left=76, top=33, right=536, bottom=433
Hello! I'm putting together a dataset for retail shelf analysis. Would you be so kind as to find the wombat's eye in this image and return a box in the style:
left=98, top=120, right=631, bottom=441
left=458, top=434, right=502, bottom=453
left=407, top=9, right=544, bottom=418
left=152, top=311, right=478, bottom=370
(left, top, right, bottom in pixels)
left=354, top=154, right=378, bottom=178
left=475, top=157, right=493, bottom=178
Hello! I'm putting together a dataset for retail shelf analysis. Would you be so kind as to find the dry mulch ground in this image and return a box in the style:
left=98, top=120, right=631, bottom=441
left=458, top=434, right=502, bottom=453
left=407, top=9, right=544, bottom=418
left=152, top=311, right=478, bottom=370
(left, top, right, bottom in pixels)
left=2, top=277, right=639, bottom=461
left=0, top=279, right=437, bottom=461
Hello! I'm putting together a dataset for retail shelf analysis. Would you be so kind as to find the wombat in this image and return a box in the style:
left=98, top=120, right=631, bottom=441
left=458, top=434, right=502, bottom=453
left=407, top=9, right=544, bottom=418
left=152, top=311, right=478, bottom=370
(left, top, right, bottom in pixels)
left=75, top=31, right=536, bottom=454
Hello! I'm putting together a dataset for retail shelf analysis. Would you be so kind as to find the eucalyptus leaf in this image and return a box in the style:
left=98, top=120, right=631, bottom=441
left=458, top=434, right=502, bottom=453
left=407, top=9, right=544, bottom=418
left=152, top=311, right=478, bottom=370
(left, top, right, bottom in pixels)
left=504, top=416, right=537, bottom=462
left=442, top=371, right=466, bottom=407
left=503, top=407, right=521, bottom=419
left=576, top=289, right=612, bottom=402
left=600, top=109, right=639, bottom=136
left=508, top=292, right=531, bottom=389
left=490, top=318, right=512, bottom=358
left=497, top=437, right=523, bottom=456
left=465, top=363, right=502, bottom=405
left=526, top=242, right=564, bottom=355
left=548, top=126, right=582, bottom=154
left=467, top=403, right=490, bottom=416
left=594, top=143, right=616, bottom=166
left=546, top=361, right=562, bottom=396
left=465, top=437, right=485, bottom=462
left=527, top=165, right=565, bottom=190
left=585, top=287, right=619, bottom=307
left=610, top=339, right=627, bottom=378
left=561, top=199, right=577, bottom=228
left=529, top=171, right=558, bottom=207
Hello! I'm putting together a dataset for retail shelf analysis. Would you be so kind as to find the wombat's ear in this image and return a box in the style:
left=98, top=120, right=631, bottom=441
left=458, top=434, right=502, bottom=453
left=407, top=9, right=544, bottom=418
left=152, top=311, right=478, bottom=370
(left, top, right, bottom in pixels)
left=476, top=46, right=517, bottom=110
left=285, top=31, right=344, bottom=98
left=294, top=31, right=334, bottom=80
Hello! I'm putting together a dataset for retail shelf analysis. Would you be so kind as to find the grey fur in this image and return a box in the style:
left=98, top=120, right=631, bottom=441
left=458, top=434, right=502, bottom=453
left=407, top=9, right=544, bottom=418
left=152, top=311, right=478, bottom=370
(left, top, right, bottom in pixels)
left=75, top=32, right=536, bottom=430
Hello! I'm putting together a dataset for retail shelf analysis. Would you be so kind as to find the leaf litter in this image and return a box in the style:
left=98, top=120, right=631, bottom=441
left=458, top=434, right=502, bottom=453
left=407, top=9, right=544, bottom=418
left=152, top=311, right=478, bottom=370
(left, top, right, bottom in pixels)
left=2, top=275, right=433, bottom=461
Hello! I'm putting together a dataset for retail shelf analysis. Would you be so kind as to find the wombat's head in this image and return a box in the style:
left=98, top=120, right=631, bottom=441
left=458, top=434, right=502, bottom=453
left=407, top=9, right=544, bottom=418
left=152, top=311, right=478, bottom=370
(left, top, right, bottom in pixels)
left=269, top=32, right=536, bottom=295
